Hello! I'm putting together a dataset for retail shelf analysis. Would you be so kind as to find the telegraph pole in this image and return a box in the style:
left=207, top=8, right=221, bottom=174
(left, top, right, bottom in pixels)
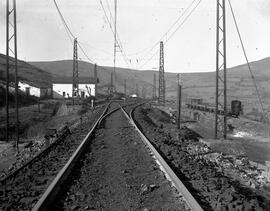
left=177, top=74, right=182, bottom=129
left=215, top=0, right=227, bottom=139
left=124, top=79, right=126, bottom=97
left=153, top=73, right=156, bottom=100
left=94, top=63, right=98, bottom=96
left=110, top=72, right=113, bottom=95
left=6, top=0, right=19, bottom=152
left=158, top=41, right=165, bottom=105
left=142, top=86, right=146, bottom=99
left=73, top=38, right=79, bottom=105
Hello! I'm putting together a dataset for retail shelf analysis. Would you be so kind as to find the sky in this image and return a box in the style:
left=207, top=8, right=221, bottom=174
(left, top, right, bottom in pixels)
left=0, top=0, right=270, bottom=73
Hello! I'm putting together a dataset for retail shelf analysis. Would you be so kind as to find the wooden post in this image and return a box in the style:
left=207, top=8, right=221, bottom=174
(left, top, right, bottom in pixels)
left=38, top=97, right=40, bottom=113
left=177, top=74, right=182, bottom=129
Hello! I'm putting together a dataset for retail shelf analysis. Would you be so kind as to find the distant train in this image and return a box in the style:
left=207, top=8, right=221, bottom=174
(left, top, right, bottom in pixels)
left=186, top=99, right=242, bottom=118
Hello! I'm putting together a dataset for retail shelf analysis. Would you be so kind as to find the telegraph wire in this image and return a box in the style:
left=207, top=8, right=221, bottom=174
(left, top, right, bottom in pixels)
left=138, top=0, right=202, bottom=69
left=53, top=0, right=108, bottom=68
left=103, top=0, right=131, bottom=67
left=77, top=42, right=95, bottom=63
left=78, top=41, right=113, bottom=56
left=53, top=0, right=75, bottom=39
left=228, top=0, right=269, bottom=122
left=130, top=0, right=199, bottom=58
left=99, top=0, right=131, bottom=68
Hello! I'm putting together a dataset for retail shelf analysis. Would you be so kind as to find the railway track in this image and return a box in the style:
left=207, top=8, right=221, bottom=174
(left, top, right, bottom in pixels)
left=0, top=104, right=106, bottom=210
left=31, top=101, right=203, bottom=210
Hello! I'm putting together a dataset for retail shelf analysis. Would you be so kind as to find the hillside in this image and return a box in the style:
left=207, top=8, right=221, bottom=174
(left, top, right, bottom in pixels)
left=31, top=57, right=270, bottom=113
left=0, top=54, right=52, bottom=88
left=30, top=60, right=155, bottom=96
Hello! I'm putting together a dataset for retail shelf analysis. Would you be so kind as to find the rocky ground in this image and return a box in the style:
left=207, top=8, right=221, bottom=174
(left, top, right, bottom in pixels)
left=133, top=105, right=270, bottom=210
left=50, top=103, right=186, bottom=211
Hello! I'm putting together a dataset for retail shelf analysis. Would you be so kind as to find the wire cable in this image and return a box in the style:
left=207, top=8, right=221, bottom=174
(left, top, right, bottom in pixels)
left=134, top=0, right=199, bottom=58
left=228, top=0, right=269, bottom=121
left=99, top=0, right=131, bottom=68
left=103, top=0, right=131, bottom=66
left=53, top=0, right=75, bottom=39
left=138, top=0, right=202, bottom=69
left=53, top=0, right=102, bottom=66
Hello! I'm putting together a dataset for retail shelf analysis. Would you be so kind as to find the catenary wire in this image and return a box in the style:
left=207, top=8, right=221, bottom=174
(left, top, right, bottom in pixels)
left=228, top=0, right=269, bottom=122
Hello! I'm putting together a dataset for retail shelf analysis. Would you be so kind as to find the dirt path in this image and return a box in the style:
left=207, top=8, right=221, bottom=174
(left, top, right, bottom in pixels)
left=51, top=108, right=185, bottom=210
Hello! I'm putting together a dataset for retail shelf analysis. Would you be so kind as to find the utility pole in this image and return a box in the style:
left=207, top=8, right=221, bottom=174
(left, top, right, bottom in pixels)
left=177, top=74, right=182, bottom=130
left=124, top=79, right=126, bottom=97
left=110, top=72, right=113, bottom=95
left=73, top=38, right=79, bottom=105
left=158, top=41, right=165, bottom=105
left=6, top=0, right=19, bottom=152
left=94, top=63, right=98, bottom=96
left=136, top=84, right=138, bottom=97
left=142, top=86, right=146, bottom=99
left=215, top=0, right=227, bottom=139
left=153, top=73, right=156, bottom=100
left=38, top=97, right=40, bottom=113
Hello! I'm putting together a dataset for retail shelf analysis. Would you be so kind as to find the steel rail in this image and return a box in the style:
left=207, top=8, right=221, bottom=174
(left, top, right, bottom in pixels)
left=32, top=101, right=137, bottom=210
left=32, top=102, right=111, bottom=211
left=120, top=104, right=203, bottom=211
left=1, top=104, right=107, bottom=184
left=1, top=129, right=69, bottom=184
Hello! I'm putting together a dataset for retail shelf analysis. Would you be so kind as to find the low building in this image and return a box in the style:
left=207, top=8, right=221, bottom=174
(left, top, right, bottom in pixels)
left=52, top=77, right=97, bottom=99
left=18, top=81, right=51, bottom=98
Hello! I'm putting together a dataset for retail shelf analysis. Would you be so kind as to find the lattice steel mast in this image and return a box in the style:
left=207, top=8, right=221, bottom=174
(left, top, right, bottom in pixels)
left=73, top=38, right=79, bottom=102
left=6, top=0, right=19, bottom=151
left=215, top=0, right=227, bottom=139
left=158, top=41, right=165, bottom=105
left=113, top=0, right=118, bottom=93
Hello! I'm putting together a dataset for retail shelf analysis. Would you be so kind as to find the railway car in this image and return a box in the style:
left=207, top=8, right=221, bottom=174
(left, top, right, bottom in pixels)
left=186, top=100, right=242, bottom=118
left=230, top=100, right=242, bottom=117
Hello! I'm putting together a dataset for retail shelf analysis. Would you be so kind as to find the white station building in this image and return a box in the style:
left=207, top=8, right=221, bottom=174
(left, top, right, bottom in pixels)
left=52, top=77, right=97, bottom=99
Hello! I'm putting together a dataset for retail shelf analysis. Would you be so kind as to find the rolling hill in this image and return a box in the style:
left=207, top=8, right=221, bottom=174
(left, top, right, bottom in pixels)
left=0, top=54, right=53, bottom=88
left=31, top=57, right=270, bottom=114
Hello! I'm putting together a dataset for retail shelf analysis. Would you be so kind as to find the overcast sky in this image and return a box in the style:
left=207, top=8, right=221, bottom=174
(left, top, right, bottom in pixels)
left=0, top=0, right=270, bottom=73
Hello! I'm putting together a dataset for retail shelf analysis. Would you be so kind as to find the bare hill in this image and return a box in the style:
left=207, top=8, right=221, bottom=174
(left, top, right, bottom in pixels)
left=0, top=54, right=52, bottom=88
left=31, top=57, right=270, bottom=113
left=30, top=60, right=155, bottom=96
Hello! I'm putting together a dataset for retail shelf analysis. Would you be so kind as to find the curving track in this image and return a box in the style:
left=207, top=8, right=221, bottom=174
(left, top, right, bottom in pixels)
left=1, top=100, right=208, bottom=210
left=0, top=104, right=106, bottom=210
left=32, top=101, right=202, bottom=211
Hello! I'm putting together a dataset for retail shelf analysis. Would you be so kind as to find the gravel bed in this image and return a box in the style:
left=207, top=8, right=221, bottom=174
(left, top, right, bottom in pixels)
left=48, top=104, right=186, bottom=210
left=0, top=107, right=105, bottom=210
left=133, top=106, right=270, bottom=210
